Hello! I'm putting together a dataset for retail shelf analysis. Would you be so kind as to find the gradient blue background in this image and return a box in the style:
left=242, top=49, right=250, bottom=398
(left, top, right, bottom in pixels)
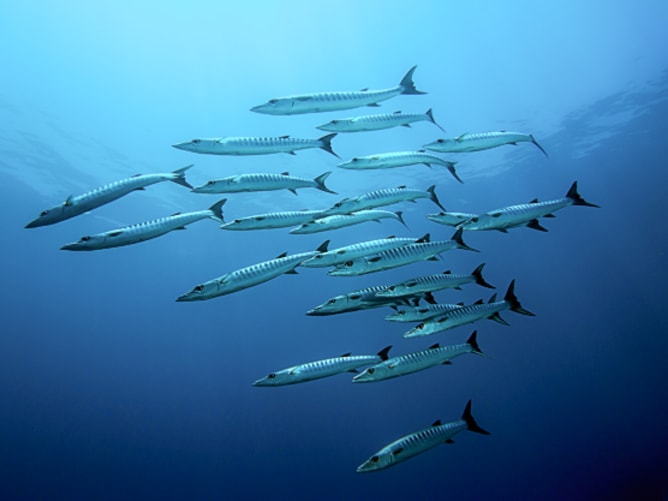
left=2, top=1, right=667, bottom=499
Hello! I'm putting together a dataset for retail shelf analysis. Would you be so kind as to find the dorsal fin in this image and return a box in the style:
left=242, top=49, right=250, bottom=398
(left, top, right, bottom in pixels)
left=529, top=198, right=539, bottom=204
left=131, top=173, right=142, bottom=178
left=340, top=352, right=351, bottom=357
left=316, top=240, right=330, bottom=253
left=393, top=110, right=402, bottom=114
left=474, top=299, right=484, bottom=305
left=488, top=293, right=497, bottom=303
left=281, top=171, right=289, bottom=176
left=64, top=195, right=74, bottom=206
left=397, top=185, right=407, bottom=189
left=276, top=252, right=288, bottom=259
left=431, top=420, right=442, bottom=427
left=442, top=270, right=451, bottom=274
left=428, top=343, right=440, bottom=349
left=377, top=345, right=392, bottom=360
left=416, top=232, right=430, bottom=243
left=170, top=212, right=182, bottom=217
left=360, top=87, right=369, bottom=92
left=279, top=135, right=290, bottom=139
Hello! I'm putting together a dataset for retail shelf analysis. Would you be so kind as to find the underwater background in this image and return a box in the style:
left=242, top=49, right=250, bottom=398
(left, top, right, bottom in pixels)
left=2, top=1, right=668, bottom=499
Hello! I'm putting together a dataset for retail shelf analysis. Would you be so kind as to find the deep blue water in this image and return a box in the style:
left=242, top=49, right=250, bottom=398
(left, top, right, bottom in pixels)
left=2, top=2, right=668, bottom=499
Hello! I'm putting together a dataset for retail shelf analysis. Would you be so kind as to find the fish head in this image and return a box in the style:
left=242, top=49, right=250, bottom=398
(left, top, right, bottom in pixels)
left=306, top=295, right=347, bottom=315
left=327, top=259, right=366, bottom=277
left=423, top=137, right=455, bottom=152
left=352, top=364, right=388, bottom=383
left=60, top=234, right=105, bottom=251
left=172, top=138, right=218, bottom=153
left=427, top=212, right=472, bottom=227
left=457, top=214, right=491, bottom=231
left=356, top=452, right=394, bottom=473
left=250, top=97, right=293, bottom=115
left=337, top=156, right=369, bottom=169
left=316, top=119, right=348, bottom=132
left=175, top=279, right=220, bottom=302
left=253, top=369, right=294, bottom=386
left=192, top=180, right=223, bottom=193
left=26, top=200, right=75, bottom=228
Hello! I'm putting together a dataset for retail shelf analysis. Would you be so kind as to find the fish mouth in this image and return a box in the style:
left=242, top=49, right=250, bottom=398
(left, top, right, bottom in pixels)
left=172, top=142, right=192, bottom=151
left=60, top=243, right=80, bottom=251
left=25, top=219, right=39, bottom=229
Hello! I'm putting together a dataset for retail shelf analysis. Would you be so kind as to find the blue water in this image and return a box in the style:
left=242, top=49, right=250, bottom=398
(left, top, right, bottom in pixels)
left=2, top=1, right=668, bottom=499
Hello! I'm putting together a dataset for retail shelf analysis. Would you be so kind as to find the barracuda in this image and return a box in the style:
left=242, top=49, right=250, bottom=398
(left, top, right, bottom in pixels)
left=301, top=233, right=430, bottom=268
left=457, top=181, right=600, bottom=232
left=252, top=346, right=392, bottom=386
left=176, top=243, right=327, bottom=302
left=327, top=229, right=477, bottom=277
left=250, top=66, right=425, bottom=115
left=172, top=133, right=339, bottom=158
left=376, top=263, right=494, bottom=298
left=306, top=285, right=425, bottom=316
left=192, top=171, right=336, bottom=195
left=323, top=185, right=445, bottom=216
left=427, top=210, right=479, bottom=227
left=337, top=150, right=461, bottom=183
left=385, top=302, right=465, bottom=323
left=317, top=108, right=444, bottom=133
left=25, top=165, right=193, bottom=228
left=403, top=280, right=534, bottom=338
left=220, top=209, right=328, bottom=231
left=353, top=331, right=484, bottom=383
left=424, top=131, right=548, bottom=157
left=60, top=199, right=225, bottom=251
left=289, top=210, right=407, bottom=235
left=356, top=400, right=490, bottom=472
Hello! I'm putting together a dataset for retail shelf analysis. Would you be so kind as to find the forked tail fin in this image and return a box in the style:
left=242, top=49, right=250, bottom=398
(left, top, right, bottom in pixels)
left=462, top=400, right=490, bottom=435
left=208, top=198, right=226, bottom=223
left=503, top=280, right=535, bottom=316
left=399, top=65, right=426, bottom=95
left=171, top=164, right=194, bottom=189
left=425, top=108, right=445, bottom=132
left=318, top=133, right=340, bottom=158
left=427, top=185, right=446, bottom=211
left=313, top=171, right=337, bottom=194
left=472, top=263, right=495, bottom=289
left=451, top=228, right=479, bottom=253
left=529, top=134, right=549, bottom=157
left=566, top=181, right=600, bottom=208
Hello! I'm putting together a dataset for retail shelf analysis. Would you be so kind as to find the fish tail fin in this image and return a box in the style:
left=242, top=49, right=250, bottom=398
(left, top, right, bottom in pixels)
left=529, top=134, right=549, bottom=157
left=171, top=164, right=194, bottom=189
left=466, top=331, right=486, bottom=357
left=451, top=228, right=479, bottom=252
left=426, top=108, right=445, bottom=132
left=208, top=198, right=227, bottom=223
left=396, top=211, right=409, bottom=229
left=445, top=161, right=463, bottom=184
left=462, top=400, right=490, bottom=435
left=318, top=133, right=340, bottom=158
left=377, top=345, right=392, bottom=361
left=313, top=171, right=337, bottom=194
left=472, top=263, right=495, bottom=289
left=427, top=184, right=446, bottom=211
left=566, top=181, right=600, bottom=208
left=399, top=65, right=426, bottom=95
left=504, top=280, right=535, bottom=316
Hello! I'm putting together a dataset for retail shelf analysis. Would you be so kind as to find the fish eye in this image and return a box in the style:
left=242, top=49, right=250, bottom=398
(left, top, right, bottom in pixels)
left=344, top=261, right=353, bottom=267
left=234, top=219, right=241, bottom=223
left=332, top=120, right=339, bottom=124
left=268, top=373, right=276, bottom=379
left=326, top=299, right=336, bottom=305
left=207, top=180, right=215, bottom=185
left=388, top=286, right=395, bottom=291
left=268, top=99, right=277, bottom=104
left=352, top=157, right=358, bottom=162
left=417, top=324, right=424, bottom=330
left=371, top=456, right=380, bottom=463
left=437, top=139, right=445, bottom=143
left=367, top=368, right=375, bottom=374
left=471, top=217, right=478, bottom=222
left=194, top=285, right=203, bottom=292
left=192, top=139, right=200, bottom=144
left=81, top=236, right=91, bottom=242
left=40, top=210, right=49, bottom=216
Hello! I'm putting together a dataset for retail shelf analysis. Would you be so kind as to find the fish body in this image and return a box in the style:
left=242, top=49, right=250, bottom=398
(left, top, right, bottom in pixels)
left=457, top=181, right=599, bottom=232
left=250, top=66, right=425, bottom=115
left=356, top=400, right=490, bottom=472
left=317, top=108, right=444, bottom=133
left=338, top=151, right=461, bottom=183
left=306, top=285, right=413, bottom=316
left=385, top=302, right=465, bottom=323
left=289, top=210, right=406, bottom=235
left=301, top=234, right=429, bottom=268
left=424, top=131, right=548, bottom=157
left=353, top=331, right=484, bottom=383
left=404, top=281, right=534, bottom=338
left=253, top=346, right=391, bottom=386
left=172, top=134, right=339, bottom=158
left=377, top=263, right=494, bottom=298
left=324, top=185, right=444, bottom=216
left=25, top=165, right=193, bottom=228
left=220, top=209, right=328, bottom=231
left=427, top=211, right=479, bottom=227
left=192, top=171, right=336, bottom=195
left=60, top=199, right=225, bottom=251
left=328, top=229, right=477, bottom=277
left=176, top=245, right=326, bottom=302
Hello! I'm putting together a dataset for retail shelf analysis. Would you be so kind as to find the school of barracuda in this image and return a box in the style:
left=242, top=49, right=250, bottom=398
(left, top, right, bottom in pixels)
left=25, top=66, right=599, bottom=472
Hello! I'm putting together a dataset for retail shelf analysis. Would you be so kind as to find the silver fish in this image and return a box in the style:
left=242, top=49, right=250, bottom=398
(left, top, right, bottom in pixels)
left=289, top=210, right=407, bottom=235
left=337, top=150, right=461, bottom=183
left=424, top=131, right=548, bottom=157
left=317, top=108, right=444, bottom=133
left=324, top=185, right=444, bottom=216
left=250, top=66, right=425, bottom=115
left=192, top=171, right=336, bottom=195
